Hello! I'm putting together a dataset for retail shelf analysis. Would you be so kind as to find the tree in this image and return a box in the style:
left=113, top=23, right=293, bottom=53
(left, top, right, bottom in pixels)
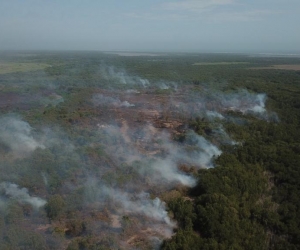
left=45, top=194, right=65, bottom=220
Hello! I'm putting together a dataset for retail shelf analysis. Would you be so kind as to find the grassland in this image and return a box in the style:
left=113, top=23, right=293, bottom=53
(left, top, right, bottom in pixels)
left=0, top=62, right=51, bottom=74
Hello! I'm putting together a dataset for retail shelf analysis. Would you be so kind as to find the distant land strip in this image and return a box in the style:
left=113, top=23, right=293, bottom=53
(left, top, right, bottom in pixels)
left=249, top=64, right=300, bottom=71
left=192, top=62, right=249, bottom=66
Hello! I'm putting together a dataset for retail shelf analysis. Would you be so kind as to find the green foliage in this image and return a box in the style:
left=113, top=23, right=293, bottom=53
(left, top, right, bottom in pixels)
left=0, top=215, right=4, bottom=240
left=65, top=218, right=86, bottom=237
left=165, top=63, right=300, bottom=249
left=66, top=236, right=118, bottom=250
left=1, top=226, right=48, bottom=250
left=162, top=230, right=202, bottom=250
left=45, top=194, right=65, bottom=220
left=165, top=160, right=270, bottom=249
left=168, top=198, right=196, bottom=231
left=5, top=203, right=24, bottom=225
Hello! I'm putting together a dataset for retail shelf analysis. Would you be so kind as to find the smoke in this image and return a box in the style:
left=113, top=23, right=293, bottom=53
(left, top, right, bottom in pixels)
left=98, top=124, right=221, bottom=187
left=100, top=65, right=150, bottom=87
left=92, top=94, right=135, bottom=107
left=120, top=101, right=135, bottom=107
left=170, top=89, right=271, bottom=121
left=42, top=93, right=64, bottom=107
left=98, top=124, right=196, bottom=187
left=0, top=182, right=46, bottom=209
left=0, top=55, right=280, bottom=250
left=85, top=180, right=176, bottom=237
left=99, top=65, right=268, bottom=119
left=140, top=131, right=222, bottom=184
left=105, top=187, right=175, bottom=228
left=92, top=94, right=119, bottom=106
left=250, top=94, right=266, bottom=113
left=0, top=115, right=45, bottom=156
left=126, top=89, right=140, bottom=94
left=41, top=172, right=48, bottom=186
left=157, top=130, right=222, bottom=169
left=160, top=83, right=169, bottom=90
left=148, top=158, right=197, bottom=187
left=213, top=125, right=238, bottom=145
left=182, top=131, right=222, bottom=168
left=99, top=64, right=179, bottom=92
left=206, top=110, right=225, bottom=120
left=216, top=90, right=267, bottom=115
left=157, top=81, right=178, bottom=91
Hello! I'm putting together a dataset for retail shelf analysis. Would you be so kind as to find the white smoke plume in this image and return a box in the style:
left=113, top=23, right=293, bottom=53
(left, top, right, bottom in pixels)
left=120, top=101, right=135, bottom=107
left=105, top=188, right=175, bottom=228
left=149, top=158, right=197, bottom=187
left=98, top=124, right=197, bottom=187
left=216, top=90, right=267, bottom=114
left=181, top=131, right=222, bottom=168
left=92, top=94, right=135, bottom=107
left=159, top=83, right=169, bottom=90
left=42, top=93, right=64, bottom=107
left=85, top=180, right=176, bottom=236
left=0, top=182, right=46, bottom=209
left=206, top=110, right=225, bottom=120
left=158, top=130, right=222, bottom=169
left=98, top=124, right=221, bottom=187
left=126, top=89, right=140, bottom=94
left=100, top=65, right=150, bottom=87
left=157, top=81, right=178, bottom=91
left=172, top=89, right=269, bottom=120
left=0, top=115, right=45, bottom=156
left=99, top=64, right=180, bottom=92
left=213, top=125, right=238, bottom=146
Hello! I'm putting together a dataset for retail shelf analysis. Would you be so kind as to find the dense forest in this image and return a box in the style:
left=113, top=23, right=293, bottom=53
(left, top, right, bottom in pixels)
left=0, top=51, right=299, bottom=249
left=162, top=55, right=300, bottom=250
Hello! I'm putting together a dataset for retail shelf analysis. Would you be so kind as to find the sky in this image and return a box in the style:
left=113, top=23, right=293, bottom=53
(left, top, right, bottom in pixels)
left=0, top=0, right=299, bottom=53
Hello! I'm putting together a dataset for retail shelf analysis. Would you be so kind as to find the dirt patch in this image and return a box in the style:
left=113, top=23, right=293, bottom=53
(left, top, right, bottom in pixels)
left=36, top=224, right=51, bottom=232
left=120, top=119, right=131, bottom=144
left=110, top=214, right=122, bottom=228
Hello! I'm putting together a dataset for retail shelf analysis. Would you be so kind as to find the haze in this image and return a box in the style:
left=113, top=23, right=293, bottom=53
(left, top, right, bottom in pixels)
left=0, top=0, right=299, bottom=53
